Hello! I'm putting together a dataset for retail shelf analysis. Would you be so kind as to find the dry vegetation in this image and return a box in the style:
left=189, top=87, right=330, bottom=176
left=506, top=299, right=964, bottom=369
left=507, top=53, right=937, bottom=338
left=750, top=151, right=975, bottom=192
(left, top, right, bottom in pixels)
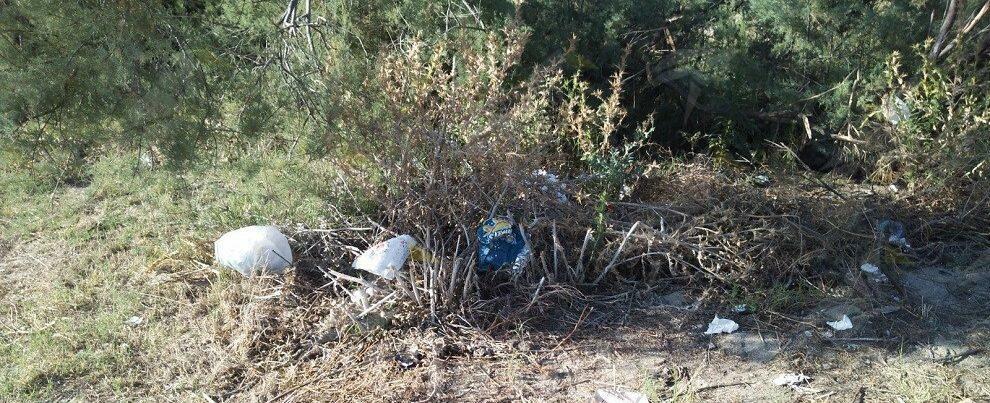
left=3, top=10, right=990, bottom=402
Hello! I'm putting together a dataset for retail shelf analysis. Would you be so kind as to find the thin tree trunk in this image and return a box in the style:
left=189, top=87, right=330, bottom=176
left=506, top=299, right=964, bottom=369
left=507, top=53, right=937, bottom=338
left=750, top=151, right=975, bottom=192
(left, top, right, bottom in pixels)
left=931, top=0, right=964, bottom=59
left=937, top=0, right=990, bottom=59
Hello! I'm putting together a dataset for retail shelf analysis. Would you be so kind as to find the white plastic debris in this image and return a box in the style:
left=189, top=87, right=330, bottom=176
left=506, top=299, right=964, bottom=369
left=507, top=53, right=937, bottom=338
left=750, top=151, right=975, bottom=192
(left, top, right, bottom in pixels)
left=704, top=316, right=739, bottom=335
left=753, top=174, right=772, bottom=187
left=124, top=316, right=143, bottom=327
left=733, top=304, right=748, bottom=313
left=590, top=388, right=649, bottom=403
left=860, top=262, right=888, bottom=282
left=772, top=373, right=810, bottom=387
left=533, top=169, right=568, bottom=203
left=878, top=219, right=911, bottom=249
left=214, top=226, right=293, bottom=277
left=349, top=287, right=370, bottom=308
left=883, top=94, right=910, bottom=125
left=888, top=234, right=910, bottom=249
left=353, top=235, right=417, bottom=280
left=826, top=315, right=853, bottom=331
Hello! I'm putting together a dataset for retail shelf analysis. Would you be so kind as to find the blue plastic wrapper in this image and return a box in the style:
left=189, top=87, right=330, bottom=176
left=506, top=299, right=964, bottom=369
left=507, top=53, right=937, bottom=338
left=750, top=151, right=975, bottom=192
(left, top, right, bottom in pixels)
left=477, top=216, right=530, bottom=273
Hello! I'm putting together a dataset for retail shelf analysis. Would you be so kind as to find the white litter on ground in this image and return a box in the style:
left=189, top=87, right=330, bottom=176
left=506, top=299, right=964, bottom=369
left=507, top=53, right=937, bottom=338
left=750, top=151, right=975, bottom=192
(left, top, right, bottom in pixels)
left=353, top=235, right=416, bottom=280
left=883, top=94, right=910, bottom=125
left=704, top=316, right=739, bottom=335
left=888, top=234, right=911, bottom=249
left=533, top=169, right=568, bottom=203
left=860, top=262, right=889, bottom=282
left=125, top=316, right=143, bottom=327
left=772, top=373, right=810, bottom=387
left=826, top=315, right=853, bottom=331
left=214, top=225, right=293, bottom=277
left=590, top=388, right=649, bottom=403
left=860, top=263, right=880, bottom=274
left=732, top=304, right=748, bottom=313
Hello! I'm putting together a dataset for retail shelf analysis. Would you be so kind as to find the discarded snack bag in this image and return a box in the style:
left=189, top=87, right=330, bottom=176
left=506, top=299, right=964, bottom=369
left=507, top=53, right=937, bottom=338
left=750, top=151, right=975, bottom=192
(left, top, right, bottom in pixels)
left=477, top=216, right=530, bottom=273
left=353, top=235, right=417, bottom=280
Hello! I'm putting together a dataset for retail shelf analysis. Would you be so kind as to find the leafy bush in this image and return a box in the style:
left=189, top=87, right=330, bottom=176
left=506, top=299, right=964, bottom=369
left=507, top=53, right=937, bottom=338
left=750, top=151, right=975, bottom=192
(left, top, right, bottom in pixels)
left=2, top=0, right=986, bottom=191
left=859, top=48, right=990, bottom=189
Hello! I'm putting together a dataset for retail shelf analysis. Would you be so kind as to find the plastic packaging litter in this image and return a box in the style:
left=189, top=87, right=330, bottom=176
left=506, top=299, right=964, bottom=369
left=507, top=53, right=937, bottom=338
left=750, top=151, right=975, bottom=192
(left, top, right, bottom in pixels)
left=590, top=389, right=649, bottom=403
left=349, top=286, right=377, bottom=309
left=860, top=262, right=889, bottom=282
left=883, top=94, right=910, bottom=125
left=772, top=373, right=810, bottom=387
left=732, top=304, right=749, bottom=313
left=214, top=225, right=293, bottom=276
left=477, top=216, right=530, bottom=273
left=533, top=170, right=568, bottom=203
left=353, top=235, right=417, bottom=280
left=826, top=315, right=853, bottom=331
left=125, top=316, right=143, bottom=327
left=860, top=263, right=880, bottom=274
left=704, top=316, right=739, bottom=335
left=878, top=219, right=910, bottom=249
left=752, top=174, right=772, bottom=187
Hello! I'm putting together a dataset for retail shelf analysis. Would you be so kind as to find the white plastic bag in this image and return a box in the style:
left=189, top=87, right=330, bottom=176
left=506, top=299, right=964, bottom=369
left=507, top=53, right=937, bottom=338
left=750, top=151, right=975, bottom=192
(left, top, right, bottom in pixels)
left=772, top=373, right=810, bottom=386
left=704, top=316, right=739, bottom=335
left=214, top=226, right=292, bottom=277
left=590, top=389, right=649, bottom=403
left=353, top=235, right=416, bottom=280
left=826, top=315, right=853, bottom=331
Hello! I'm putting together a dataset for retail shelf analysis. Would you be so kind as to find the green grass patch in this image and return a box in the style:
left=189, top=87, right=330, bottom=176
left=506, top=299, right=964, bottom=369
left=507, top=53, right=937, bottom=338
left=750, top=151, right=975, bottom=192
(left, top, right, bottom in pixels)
left=0, top=152, right=352, bottom=399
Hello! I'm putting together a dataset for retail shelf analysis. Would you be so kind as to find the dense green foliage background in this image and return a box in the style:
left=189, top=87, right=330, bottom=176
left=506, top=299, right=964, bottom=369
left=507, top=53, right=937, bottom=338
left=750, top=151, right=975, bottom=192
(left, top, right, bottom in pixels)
left=2, top=0, right=988, bottom=185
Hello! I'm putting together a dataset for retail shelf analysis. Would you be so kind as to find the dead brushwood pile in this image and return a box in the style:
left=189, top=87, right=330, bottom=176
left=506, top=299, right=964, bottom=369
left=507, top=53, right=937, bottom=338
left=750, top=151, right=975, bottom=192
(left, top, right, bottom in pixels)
left=195, top=159, right=990, bottom=400
left=181, top=29, right=990, bottom=401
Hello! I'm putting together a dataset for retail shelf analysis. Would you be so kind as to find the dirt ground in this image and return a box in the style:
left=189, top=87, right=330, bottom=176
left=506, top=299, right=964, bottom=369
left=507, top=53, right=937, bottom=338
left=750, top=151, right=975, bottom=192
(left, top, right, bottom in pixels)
left=381, top=277, right=990, bottom=402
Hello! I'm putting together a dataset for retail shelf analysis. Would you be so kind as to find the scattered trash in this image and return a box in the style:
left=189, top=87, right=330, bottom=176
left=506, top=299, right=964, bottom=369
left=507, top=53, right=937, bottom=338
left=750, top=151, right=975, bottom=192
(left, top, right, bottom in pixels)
left=349, top=286, right=376, bottom=308
left=732, top=304, right=748, bottom=313
left=704, top=316, right=739, bottom=335
left=860, top=262, right=889, bottom=282
left=533, top=170, right=568, bottom=203
left=395, top=349, right=423, bottom=370
left=590, top=388, right=649, bottom=403
left=353, top=235, right=417, bottom=280
left=826, top=315, right=853, bottom=331
left=139, top=149, right=156, bottom=168
left=477, top=216, right=530, bottom=273
left=124, top=316, right=143, bottom=327
left=860, top=263, right=880, bottom=274
left=878, top=219, right=910, bottom=249
left=882, top=94, right=910, bottom=126
left=620, top=184, right=634, bottom=200
left=214, top=225, right=293, bottom=277
left=752, top=174, right=772, bottom=187
left=772, top=373, right=810, bottom=387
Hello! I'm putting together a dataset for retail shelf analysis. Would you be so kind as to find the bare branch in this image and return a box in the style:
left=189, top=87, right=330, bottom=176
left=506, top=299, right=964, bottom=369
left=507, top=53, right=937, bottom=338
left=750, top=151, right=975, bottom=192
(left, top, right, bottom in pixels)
left=937, top=0, right=990, bottom=59
left=931, top=0, right=964, bottom=59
